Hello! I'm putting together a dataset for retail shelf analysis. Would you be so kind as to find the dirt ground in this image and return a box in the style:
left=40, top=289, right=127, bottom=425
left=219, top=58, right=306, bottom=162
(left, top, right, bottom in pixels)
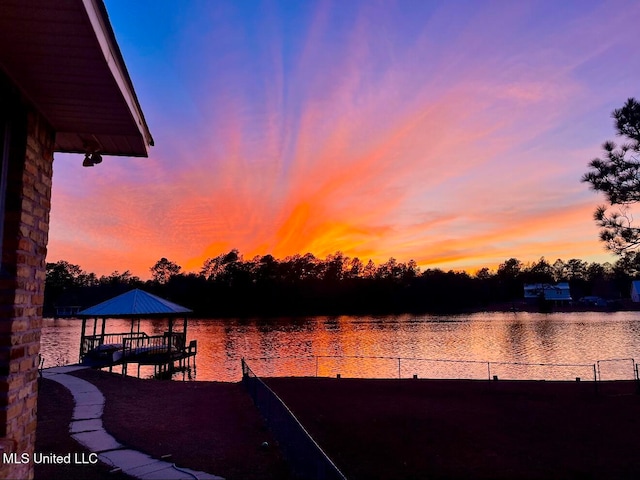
left=36, top=370, right=640, bottom=480
left=70, top=369, right=291, bottom=480
left=266, top=377, right=640, bottom=480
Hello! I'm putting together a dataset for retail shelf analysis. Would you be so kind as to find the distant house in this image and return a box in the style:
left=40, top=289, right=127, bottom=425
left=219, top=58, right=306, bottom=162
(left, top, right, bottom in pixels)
left=630, top=281, right=640, bottom=302
left=524, top=282, right=572, bottom=305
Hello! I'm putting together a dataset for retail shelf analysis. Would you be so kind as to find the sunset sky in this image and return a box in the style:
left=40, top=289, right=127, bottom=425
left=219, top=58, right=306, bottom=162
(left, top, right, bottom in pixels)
left=47, top=0, right=640, bottom=279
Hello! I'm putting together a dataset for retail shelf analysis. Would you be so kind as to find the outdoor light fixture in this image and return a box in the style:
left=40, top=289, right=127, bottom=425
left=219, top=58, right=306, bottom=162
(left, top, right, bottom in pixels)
left=82, top=151, right=103, bottom=167
left=81, top=136, right=104, bottom=167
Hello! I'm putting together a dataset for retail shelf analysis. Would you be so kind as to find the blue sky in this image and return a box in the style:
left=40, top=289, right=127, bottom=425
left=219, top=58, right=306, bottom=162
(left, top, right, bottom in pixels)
left=47, top=1, right=640, bottom=278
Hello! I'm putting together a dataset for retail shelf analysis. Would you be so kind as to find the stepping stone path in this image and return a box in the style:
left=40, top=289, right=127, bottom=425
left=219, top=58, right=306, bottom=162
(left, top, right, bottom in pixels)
left=43, top=366, right=224, bottom=480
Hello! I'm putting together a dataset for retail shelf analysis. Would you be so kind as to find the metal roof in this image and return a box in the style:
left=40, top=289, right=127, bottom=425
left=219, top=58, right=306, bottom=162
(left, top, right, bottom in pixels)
left=78, top=289, right=192, bottom=317
left=0, top=0, right=153, bottom=156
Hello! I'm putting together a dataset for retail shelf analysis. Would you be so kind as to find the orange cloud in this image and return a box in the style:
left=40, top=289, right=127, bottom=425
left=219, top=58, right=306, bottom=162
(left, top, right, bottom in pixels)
left=46, top=1, right=638, bottom=278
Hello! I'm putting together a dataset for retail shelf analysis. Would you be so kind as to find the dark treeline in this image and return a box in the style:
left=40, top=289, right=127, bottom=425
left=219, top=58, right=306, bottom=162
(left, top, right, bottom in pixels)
left=44, top=250, right=640, bottom=317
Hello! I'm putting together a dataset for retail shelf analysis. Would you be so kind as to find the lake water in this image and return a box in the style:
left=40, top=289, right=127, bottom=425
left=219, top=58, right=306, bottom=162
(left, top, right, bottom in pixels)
left=40, top=311, right=640, bottom=382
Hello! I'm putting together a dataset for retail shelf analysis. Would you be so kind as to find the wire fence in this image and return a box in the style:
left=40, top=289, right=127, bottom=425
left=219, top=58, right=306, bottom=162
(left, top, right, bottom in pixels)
left=597, top=358, right=636, bottom=381
left=241, top=355, right=639, bottom=478
left=242, top=354, right=640, bottom=383
left=241, top=359, right=347, bottom=480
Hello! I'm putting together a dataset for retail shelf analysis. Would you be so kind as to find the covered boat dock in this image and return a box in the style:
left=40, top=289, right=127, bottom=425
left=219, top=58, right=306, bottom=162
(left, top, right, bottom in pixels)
left=78, top=289, right=197, bottom=377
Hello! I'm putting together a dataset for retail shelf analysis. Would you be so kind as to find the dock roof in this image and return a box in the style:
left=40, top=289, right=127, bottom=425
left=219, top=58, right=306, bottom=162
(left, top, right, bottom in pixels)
left=78, top=289, right=192, bottom=317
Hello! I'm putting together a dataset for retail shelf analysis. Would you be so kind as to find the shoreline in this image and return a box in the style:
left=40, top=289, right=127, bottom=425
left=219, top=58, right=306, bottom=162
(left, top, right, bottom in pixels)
left=46, top=300, right=640, bottom=321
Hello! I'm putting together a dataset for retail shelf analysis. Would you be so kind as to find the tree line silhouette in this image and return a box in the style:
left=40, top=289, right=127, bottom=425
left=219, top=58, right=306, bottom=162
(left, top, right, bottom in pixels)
left=44, top=250, right=640, bottom=318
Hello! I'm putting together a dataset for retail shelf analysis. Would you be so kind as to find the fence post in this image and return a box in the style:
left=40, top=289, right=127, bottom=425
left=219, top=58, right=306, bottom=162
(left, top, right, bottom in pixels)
left=487, top=362, right=491, bottom=381
left=315, top=356, right=318, bottom=377
left=398, top=358, right=401, bottom=379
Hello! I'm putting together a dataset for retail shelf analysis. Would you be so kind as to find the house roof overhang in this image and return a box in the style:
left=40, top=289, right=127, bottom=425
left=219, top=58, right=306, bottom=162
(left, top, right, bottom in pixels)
left=0, top=0, right=153, bottom=157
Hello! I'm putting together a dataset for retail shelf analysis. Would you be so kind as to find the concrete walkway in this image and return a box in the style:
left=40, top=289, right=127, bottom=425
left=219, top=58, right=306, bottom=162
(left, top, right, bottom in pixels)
left=42, top=366, right=224, bottom=480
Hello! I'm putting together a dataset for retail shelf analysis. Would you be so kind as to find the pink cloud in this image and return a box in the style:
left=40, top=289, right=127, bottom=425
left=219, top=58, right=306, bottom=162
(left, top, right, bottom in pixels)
left=47, top=1, right=639, bottom=278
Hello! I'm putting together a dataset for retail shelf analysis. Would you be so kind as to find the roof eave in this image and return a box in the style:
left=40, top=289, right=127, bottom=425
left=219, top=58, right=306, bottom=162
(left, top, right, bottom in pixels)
left=81, top=0, right=154, bottom=155
left=0, top=0, right=153, bottom=157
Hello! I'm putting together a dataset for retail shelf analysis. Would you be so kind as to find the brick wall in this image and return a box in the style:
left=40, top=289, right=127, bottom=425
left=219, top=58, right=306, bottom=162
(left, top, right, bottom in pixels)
left=0, top=82, right=54, bottom=479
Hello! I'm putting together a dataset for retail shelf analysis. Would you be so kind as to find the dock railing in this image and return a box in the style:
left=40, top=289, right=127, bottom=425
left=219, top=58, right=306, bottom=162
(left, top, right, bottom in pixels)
left=122, top=334, right=177, bottom=358
left=242, top=359, right=347, bottom=480
left=80, top=332, right=148, bottom=360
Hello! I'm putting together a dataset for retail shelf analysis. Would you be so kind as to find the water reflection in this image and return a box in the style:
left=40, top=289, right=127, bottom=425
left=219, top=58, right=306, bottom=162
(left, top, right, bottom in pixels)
left=505, top=320, right=528, bottom=361
left=40, top=312, right=640, bottom=382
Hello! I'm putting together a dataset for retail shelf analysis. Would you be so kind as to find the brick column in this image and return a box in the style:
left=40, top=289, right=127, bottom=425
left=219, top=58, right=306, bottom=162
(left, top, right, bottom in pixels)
left=0, top=89, right=54, bottom=480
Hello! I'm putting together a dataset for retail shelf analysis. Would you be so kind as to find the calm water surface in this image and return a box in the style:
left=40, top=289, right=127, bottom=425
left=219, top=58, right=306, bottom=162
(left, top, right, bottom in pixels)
left=40, top=312, right=640, bottom=382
